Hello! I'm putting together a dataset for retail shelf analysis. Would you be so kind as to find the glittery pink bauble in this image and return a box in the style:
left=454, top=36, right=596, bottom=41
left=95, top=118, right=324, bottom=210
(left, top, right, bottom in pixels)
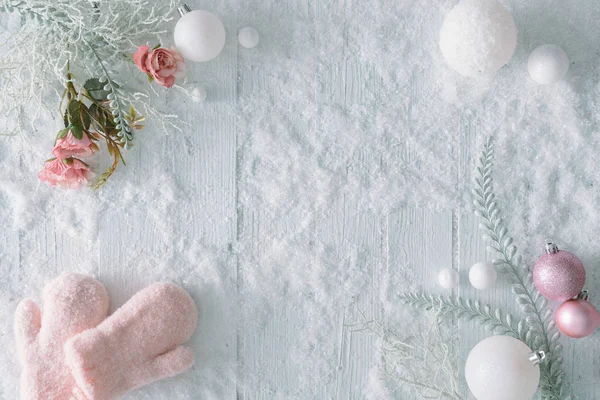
left=555, top=298, right=600, bottom=338
left=533, top=250, right=585, bottom=301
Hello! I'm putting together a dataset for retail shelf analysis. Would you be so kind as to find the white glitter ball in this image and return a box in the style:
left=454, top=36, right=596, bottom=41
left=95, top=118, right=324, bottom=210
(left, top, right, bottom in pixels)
left=439, top=0, right=517, bottom=77
left=238, top=27, right=260, bottom=49
left=528, top=44, right=570, bottom=85
left=469, top=261, right=497, bottom=290
left=438, top=268, right=459, bottom=289
left=191, top=87, right=207, bottom=103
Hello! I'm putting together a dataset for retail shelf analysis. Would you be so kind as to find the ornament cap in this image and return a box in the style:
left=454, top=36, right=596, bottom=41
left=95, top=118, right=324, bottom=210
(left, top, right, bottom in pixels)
left=578, top=290, right=589, bottom=301
left=528, top=350, right=546, bottom=366
left=544, top=241, right=559, bottom=255
left=178, top=3, right=191, bottom=17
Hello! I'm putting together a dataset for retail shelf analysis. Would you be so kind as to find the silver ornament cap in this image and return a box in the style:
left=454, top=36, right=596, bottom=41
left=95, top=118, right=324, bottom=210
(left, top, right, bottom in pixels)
left=545, top=241, right=558, bottom=255
left=178, top=3, right=191, bottom=16
left=528, top=350, right=546, bottom=366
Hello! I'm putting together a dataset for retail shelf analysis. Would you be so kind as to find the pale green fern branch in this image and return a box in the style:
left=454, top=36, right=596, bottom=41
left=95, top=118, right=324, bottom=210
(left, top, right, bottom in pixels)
left=472, top=137, right=569, bottom=400
left=401, top=293, right=534, bottom=344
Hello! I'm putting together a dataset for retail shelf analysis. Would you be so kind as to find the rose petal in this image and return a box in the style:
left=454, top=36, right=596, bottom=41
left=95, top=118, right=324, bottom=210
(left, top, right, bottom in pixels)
left=133, top=46, right=151, bottom=73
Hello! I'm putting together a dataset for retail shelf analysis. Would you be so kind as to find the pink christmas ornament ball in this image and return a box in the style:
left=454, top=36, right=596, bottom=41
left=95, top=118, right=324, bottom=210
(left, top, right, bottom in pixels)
left=555, top=292, right=600, bottom=338
left=533, top=242, right=585, bottom=302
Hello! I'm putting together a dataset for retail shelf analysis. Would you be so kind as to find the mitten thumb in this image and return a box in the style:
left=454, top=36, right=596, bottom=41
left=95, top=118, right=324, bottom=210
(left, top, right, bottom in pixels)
left=148, top=346, right=195, bottom=381
left=14, top=299, right=41, bottom=361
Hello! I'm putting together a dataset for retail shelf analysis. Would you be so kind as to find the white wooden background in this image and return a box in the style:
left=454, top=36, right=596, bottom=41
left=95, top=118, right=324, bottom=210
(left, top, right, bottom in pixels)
left=2, top=0, right=600, bottom=399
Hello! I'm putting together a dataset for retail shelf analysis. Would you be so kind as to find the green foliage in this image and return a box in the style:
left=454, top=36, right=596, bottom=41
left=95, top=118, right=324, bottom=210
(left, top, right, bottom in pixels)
left=473, top=138, right=569, bottom=400
left=83, top=78, right=111, bottom=102
left=401, top=293, right=534, bottom=343
left=91, top=162, right=117, bottom=191
left=0, top=0, right=179, bottom=142
left=64, top=99, right=91, bottom=131
left=55, top=127, right=69, bottom=141
left=86, top=43, right=134, bottom=148
left=402, top=138, right=571, bottom=400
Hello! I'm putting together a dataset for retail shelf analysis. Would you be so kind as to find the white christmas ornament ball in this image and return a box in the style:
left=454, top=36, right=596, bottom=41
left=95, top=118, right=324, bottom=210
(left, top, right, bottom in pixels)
left=465, top=336, right=540, bottom=400
left=191, top=86, right=207, bottom=103
left=438, top=268, right=459, bottom=289
left=469, top=261, right=497, bottom=290
left=174, top=10, right=226, bottom=62
left=238, top=27, right=260, bottom=49
left=439, top=0, right=517, bottom=77
left=528, top=44, right=570, bottom=84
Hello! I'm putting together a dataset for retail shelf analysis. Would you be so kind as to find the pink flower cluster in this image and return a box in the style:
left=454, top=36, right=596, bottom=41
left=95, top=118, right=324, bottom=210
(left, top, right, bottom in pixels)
left=133, top=46, right=185, bottom=88
left=39, top=131, right=96, bottom=189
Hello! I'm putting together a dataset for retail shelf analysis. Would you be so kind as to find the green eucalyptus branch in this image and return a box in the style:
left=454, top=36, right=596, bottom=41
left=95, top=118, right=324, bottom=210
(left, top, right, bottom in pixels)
left=86, top=43, right=134, bottom=148
left=472, top=138, right=569, bottom=399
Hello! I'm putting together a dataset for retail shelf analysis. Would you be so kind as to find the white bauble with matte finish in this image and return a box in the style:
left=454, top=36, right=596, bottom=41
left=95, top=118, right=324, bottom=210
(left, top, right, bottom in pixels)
left=238, top=27, right=260, bottom=49
left=528, top=44, right=570, bottom=84
left=191, top=86, right=207, bottom=103
left=469, top=261, right=497, bottom=290
left=465, top=336, right=541, bottom=400
left=438, top=268, right=459, bottom=289
left=439, top=0, right=517, bottom=77
left=174, top=10, right=226, bottom=62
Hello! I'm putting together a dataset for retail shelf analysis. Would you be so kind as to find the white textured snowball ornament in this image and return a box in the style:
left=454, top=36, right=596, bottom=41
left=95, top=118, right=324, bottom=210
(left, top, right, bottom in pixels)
left=174, top=5, right=226, bottom=63
left=439, top=0, right=517, bottom=77
left=528, top=44, right=570, bottom=84
left=238, top=27, right=260, bottom=49
left=469, top=261, right=497, bottom=290
left=465, top=336, right=544, bottom=400
left=438, top=268, right=459, bottom=289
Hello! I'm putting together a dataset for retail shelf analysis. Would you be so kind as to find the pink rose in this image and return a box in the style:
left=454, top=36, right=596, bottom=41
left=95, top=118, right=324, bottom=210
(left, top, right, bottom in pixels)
left=133, top=45, right=185, bottom=88
left=38, top=158, right=93, bottom=189
left=53, top=131, right=96, bottom=161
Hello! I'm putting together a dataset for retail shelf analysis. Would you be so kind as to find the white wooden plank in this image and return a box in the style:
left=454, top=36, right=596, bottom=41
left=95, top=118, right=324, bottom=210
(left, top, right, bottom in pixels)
left=237, top=206, right=306, bottom=400
left=0, top=185, right=22, bottom=399
left=386, top=208, right=454, bottom=399
left=237, top=201, right=383, bottom=400
left=91, top=11, right=239, bottom=398
left=317, top=197, right=384, bottom=399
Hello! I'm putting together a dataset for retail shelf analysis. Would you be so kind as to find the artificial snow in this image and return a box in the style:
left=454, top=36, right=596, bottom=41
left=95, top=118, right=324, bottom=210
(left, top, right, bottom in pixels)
left=2, top=0, right=600, bottom=398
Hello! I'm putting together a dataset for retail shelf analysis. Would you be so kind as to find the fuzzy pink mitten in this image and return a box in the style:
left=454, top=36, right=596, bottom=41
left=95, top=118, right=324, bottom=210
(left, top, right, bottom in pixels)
left=65, top=282, right=198, bottom=400
left=15, top=273, right=110, bottom=400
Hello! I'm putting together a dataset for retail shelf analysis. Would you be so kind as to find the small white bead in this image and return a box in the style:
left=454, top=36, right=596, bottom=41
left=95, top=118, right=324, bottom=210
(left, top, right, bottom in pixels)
left=438, top=268, right=459, bottom=289
left=191, top=87, right=207, bottom=103
left=469, top=262, right=497, bottom=290
left=238, top=26, right=260, bottom=49
left=528, top=44, right=570, bottom=84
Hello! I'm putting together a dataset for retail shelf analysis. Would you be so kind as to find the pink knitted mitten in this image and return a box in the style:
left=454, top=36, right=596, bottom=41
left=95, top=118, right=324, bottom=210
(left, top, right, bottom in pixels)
left=15, top=273, right=110, bottom=400
left=65, top=282, right=198, bottom=400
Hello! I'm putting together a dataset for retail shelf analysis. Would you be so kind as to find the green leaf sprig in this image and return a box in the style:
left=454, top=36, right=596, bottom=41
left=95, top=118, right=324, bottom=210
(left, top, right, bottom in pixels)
left=402, top=138, right=571, bottom=400
left=55, top=70, right=144, bottom=189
